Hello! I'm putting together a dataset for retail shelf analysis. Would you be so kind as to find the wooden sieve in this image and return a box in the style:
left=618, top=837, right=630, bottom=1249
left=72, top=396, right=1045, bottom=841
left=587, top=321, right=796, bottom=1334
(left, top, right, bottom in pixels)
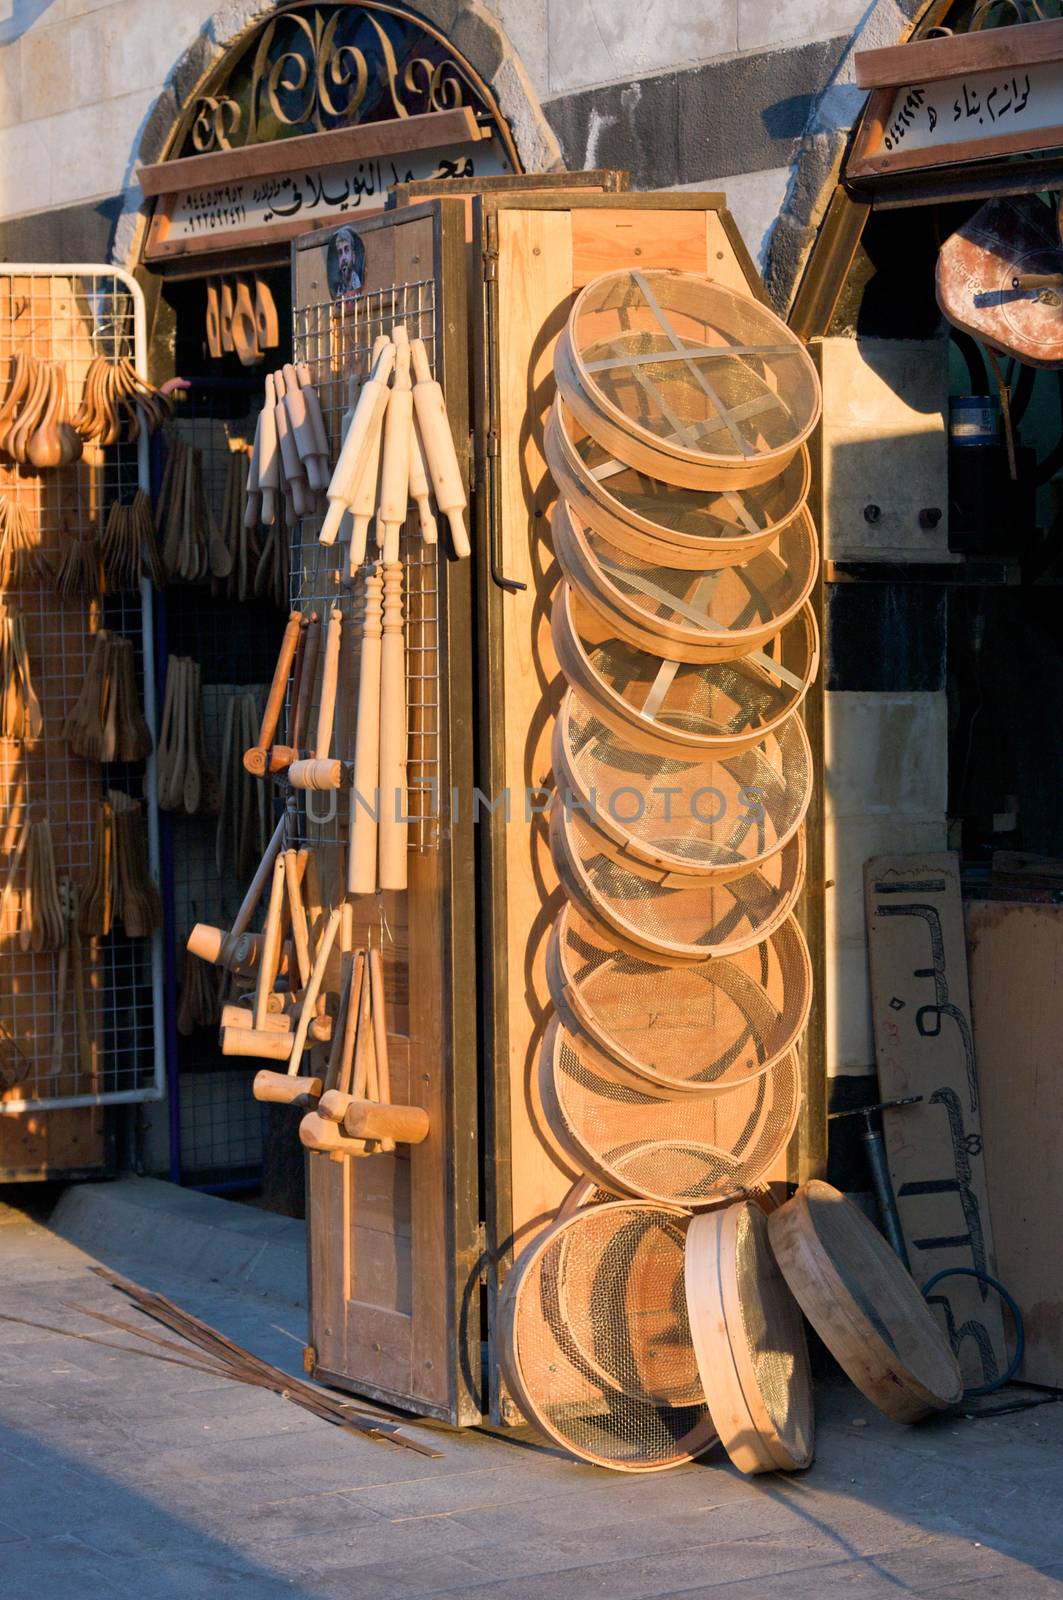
left=685, top=1201, right=814, bottom=1473
left=552, top=497, right=818, bottom=666
left=554, top=269, right=821, bottom=490
left=539, top=1015, right=801, bottom=1210
left=498, top=1190, right=718, bottom=1471
left=551, top=581, right=820, bottom=761
left=546, top=901, right=812, bottom=1096
left=768, top=1180, right=963, bottom=1423
left=544, top=394, right=811, bottom=570
left=550, top=801, right=805, bottom=964
left=553, top=686, right=813, bottom=886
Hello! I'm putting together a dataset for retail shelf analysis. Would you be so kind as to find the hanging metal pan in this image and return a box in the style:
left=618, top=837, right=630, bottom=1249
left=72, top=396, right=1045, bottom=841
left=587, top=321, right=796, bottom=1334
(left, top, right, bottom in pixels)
left=549, top=801, right=805, bottom=965
left=684, top=1201, right=814, bottom=1474
left=551, top=497, right=818, bottom=666
left=546, top=900, right=812, bottom=1097
left=498, top=1189, right=718, bottom=1472
left=767, top=1180, right=963, bottom=1423
left=551, top=581, right=820, bottom=762
left=554, top=269, right=822, bottom=490
left=544, top=394, right=811, bottom=570
left=553, top=685, right=813, bottom=886
left=539, top=1015, right=801, bottom=1211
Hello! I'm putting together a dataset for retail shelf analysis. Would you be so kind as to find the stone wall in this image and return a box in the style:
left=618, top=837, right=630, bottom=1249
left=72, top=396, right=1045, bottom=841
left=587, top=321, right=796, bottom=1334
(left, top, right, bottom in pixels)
left=0, top=0, right=896, bottom=273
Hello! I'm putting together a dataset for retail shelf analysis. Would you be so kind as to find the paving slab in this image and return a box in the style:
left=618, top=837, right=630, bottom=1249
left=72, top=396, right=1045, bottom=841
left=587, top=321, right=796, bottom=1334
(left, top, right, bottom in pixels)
left=1, top=1191, right=1062, bottom=1599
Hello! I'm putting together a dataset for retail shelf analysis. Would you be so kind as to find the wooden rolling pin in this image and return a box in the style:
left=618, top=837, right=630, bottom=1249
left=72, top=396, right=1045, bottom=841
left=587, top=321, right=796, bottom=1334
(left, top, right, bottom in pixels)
left=282, top=362, right=327, bottom=491
left=274, top=368, right=313, bottom=517
left=348, top=568, right=384, bottom=895
left=377, top=327, right=411, bottom=565
left=410, top=337, right=470, bottom=558
left=320, top=337, right=394, bottom=546
left=345, top=397, right=386, bottom=575
left=409, top=413, right=437, bottom=545
left=244, top=611, right=302, bottom=776
left=378, top=563, right=407, bottom=892
left=317, top=1089, right=429, bottom=1145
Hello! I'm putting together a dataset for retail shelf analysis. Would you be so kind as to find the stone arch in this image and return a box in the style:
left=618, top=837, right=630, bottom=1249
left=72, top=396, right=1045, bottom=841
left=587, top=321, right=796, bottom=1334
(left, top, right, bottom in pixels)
left=763, top=0, right=927, bottom=314
left=114, top=0, right=562, bottom=267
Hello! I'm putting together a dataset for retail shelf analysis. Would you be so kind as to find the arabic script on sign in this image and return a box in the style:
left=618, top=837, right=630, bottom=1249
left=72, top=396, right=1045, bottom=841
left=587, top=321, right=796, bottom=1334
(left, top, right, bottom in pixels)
left=877, top=56, right=1063, bottom=161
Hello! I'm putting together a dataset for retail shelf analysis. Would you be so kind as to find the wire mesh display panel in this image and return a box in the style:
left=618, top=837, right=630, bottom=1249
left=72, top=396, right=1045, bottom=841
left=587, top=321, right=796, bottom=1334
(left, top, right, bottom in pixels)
left=290, top=280, right=440, bottom=854
left=0, top=267, right=163, bottom=1114
left=154, top=383, right=285, bottom=1182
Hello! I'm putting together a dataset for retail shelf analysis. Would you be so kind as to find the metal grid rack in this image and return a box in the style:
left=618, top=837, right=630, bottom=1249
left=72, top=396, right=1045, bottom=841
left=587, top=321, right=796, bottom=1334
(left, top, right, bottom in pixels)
left=0, top=267, right=163, bottom=1114
left=291, top=281, right=441, bottom=854
left=155, top=389, right=283, bottom=1182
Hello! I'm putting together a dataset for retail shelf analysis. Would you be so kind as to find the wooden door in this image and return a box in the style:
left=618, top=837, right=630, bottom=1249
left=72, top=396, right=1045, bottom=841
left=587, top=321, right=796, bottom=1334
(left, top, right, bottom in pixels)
left=293, top=202, right=480, bottom=1426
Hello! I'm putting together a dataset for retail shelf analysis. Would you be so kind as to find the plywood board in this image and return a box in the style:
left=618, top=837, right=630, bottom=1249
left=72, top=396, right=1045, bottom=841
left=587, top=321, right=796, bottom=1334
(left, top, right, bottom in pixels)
left=865, top=852, right=1007, bottom=1388
left=965, top=900, right=1063, bottom=1388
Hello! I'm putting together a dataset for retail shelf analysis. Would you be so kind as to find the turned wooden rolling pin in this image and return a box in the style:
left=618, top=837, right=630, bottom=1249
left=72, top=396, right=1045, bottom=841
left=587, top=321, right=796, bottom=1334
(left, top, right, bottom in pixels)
left=282, top=362, right=327, bottom=492
left=345, top=391, right=386, bottom=576
left=288, top=605, right=344, bottom=791
left=244, top=611, right=302, bottom=776
left=274, top=368, right=313, bottom=518
left=378, top=563, right=407, bottom=892
left=321, top=337, right=394, bottom=546
left=377, top=327, right=411, bottom=565
left=410, top=337, right=470, bottom=558
left=258, top=371, right=280, bottom=527
left=408, top=413, right=437, bottom=545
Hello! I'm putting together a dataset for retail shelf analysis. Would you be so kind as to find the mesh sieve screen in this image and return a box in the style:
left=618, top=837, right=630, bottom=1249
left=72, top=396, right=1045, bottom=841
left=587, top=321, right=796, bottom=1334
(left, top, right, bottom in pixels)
left=546, top=1021, right=800, bottom=1205
left=554, top=804, right=804, bottom=960
left=549, top=903, right=811, bottom=1092
left=506, top=1203, right=715, bottom=1470
left=561, top=691, right=810, bottom=876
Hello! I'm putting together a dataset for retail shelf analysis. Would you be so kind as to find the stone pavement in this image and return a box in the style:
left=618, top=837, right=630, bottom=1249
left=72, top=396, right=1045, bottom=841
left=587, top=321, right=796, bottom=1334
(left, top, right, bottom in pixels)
left=1, top=1191, right=1063, bottom=1600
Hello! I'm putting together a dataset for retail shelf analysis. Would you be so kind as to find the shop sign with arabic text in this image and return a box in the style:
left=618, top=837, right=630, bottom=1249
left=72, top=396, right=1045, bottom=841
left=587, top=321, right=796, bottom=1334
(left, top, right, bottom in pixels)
left=849, top=32, right=1063, bottom=178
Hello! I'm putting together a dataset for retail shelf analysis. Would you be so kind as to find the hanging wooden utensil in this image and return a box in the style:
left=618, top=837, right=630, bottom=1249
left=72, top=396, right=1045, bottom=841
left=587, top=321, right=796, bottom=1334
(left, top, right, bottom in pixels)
left=410, top=336, right=469, bottom=558
left=321, top=336, right=394, bottom=546
left=254, top=278, right=279, bottom=350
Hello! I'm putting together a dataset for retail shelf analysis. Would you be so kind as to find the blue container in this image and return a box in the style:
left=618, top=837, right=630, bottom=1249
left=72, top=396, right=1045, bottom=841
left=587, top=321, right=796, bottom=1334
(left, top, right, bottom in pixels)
left=950, top=394, right=1000, bottom=448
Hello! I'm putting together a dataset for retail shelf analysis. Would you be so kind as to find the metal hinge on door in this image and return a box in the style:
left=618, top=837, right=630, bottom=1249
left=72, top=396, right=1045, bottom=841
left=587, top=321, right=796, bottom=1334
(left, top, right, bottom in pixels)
left=482, top=247, right=498, bottom=281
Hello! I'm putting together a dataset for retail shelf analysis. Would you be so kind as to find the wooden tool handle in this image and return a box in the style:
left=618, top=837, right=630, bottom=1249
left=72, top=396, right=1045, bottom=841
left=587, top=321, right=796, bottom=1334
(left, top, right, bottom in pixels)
left=245, top=610, right=301, bottom=774
left=291, top=612, right=320, bottom=754
left=348, top=569, right=384, bottom=895
left=314, top=606, right=343, bottom=759
left=318, top=1090, right=429, bottom=1145
left=299, top=1112, right=370, bottom=1157
left=254, top=1069, right=322, bottom=1107
left=222, top=1003, right=290, bottom=1034
left=377, top=564, right=408, bottom=892
left=231, top=812, right=286, bottom=939
left=333, top=949, right=365, bottom=1097
left=286, top=903, right=342, bottom=1073
left=368, top=946, right=395, bottom=1153
left=254, top=854, right=287, bottom=1030
left=283, top=848, right=312, bottom=989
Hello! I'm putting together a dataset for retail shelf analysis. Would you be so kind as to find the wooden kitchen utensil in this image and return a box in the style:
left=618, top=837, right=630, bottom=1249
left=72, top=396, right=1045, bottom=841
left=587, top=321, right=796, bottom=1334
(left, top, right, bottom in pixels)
left=0, top=602, right=43, bottom=740
left=0, top=498, right=52, bottom=587
left=377, top=326, right=412, bottom=564
left=410, top=336, right=469, bottom=557
left=255, top=278, right=279, bottom=350
left=685, top=1201, right=814, bottom=1474
left=321, top=335, right=394, bottom=547
left=767, top=1180, right=963, bottom=1423
left=407, top=413, right=438, bottom=545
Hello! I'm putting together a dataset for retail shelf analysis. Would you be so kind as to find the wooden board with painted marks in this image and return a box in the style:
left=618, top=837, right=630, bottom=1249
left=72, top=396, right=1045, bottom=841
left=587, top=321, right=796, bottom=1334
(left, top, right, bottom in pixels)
left=865, top=852, right=1007, bottom=1388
